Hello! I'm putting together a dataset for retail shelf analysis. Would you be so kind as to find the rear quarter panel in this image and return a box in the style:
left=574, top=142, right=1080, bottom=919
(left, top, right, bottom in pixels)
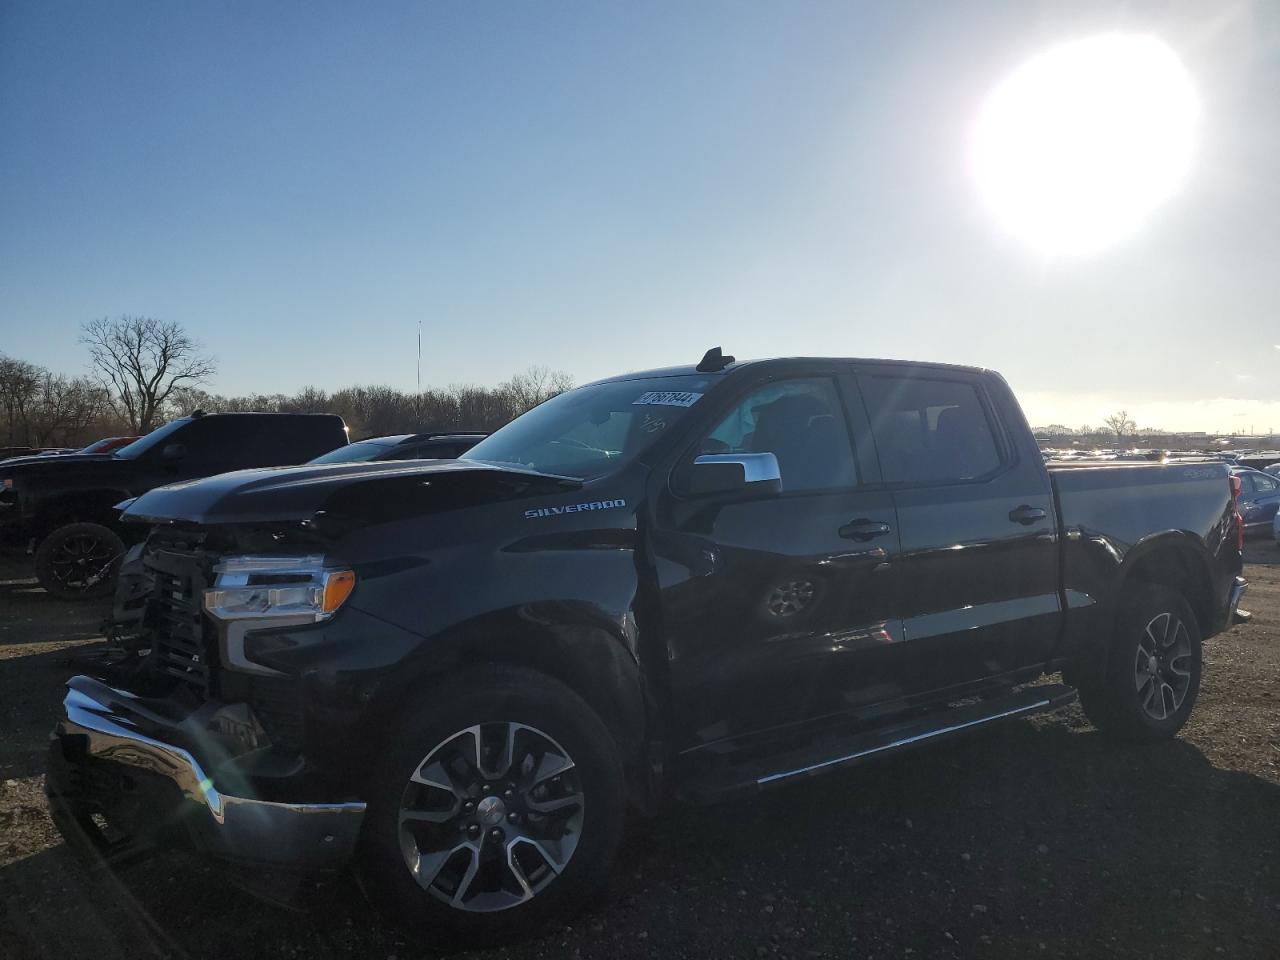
left=1049, top=461, right=1240, bottom=664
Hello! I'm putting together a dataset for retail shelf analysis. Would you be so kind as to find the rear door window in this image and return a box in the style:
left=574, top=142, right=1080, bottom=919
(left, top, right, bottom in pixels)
left=858, top=375, right=1004, bottom=485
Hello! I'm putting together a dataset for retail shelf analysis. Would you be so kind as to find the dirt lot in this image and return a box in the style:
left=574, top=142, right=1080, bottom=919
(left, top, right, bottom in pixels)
left=1, top=546, right=1277, bottom=960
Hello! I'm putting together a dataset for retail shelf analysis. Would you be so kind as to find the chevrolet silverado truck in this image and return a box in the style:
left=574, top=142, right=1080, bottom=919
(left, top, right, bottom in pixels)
left=0, top=412, right=348, bottom=599
left=46, top=351, right=1248, bottom=941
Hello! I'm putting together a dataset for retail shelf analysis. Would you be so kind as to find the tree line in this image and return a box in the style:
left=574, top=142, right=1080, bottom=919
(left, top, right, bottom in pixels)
left=1, top=316, right=572, bottom=448
left=1035, top=411, right=1142, bottom=444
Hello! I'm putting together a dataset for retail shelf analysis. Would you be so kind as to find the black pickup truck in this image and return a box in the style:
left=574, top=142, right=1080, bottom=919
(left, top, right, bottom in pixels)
left=0, top=412, right=348, bottom=599
left=46, top=352, right=1247, bottom=941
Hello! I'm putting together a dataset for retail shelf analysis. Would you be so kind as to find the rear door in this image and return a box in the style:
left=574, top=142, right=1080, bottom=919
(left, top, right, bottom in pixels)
left=652, top=369, right=904, bottom=752
left=853, top=364, right=1060, bottom=694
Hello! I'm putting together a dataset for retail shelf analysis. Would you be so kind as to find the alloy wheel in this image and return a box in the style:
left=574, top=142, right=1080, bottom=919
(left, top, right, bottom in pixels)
left=48, top=534, right=117, bottom=592
left=397, top=722, right=585, bottom=913
left=1133, top=611, right=1193, bottom=721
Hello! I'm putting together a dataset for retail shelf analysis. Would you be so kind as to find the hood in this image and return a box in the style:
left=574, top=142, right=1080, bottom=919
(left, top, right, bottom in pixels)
left=121, top=459, right=583, bottom=527
left=0, top=452, right=116, bottom=471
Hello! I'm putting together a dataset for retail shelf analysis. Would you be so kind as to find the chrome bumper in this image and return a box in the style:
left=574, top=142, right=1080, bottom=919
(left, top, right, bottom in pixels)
left=46, top=675, right=365, bottom=870
left=1229, top=576, right=1249, bottom=625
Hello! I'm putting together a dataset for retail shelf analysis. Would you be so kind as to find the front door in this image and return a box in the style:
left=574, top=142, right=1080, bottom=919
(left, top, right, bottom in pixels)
left=650, top=371, right=903, bottom=755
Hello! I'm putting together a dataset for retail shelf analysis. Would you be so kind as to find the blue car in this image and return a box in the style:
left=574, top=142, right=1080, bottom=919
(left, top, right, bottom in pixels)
left=1232, top=467, right=1280, bottom=536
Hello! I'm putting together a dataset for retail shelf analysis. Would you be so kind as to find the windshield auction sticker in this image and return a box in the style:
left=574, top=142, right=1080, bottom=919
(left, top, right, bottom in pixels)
left=633, top=391, right=702, bottom=407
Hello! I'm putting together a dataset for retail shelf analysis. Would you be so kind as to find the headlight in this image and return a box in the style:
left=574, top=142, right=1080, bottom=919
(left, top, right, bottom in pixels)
left=203, top=555, right=356, bottom=621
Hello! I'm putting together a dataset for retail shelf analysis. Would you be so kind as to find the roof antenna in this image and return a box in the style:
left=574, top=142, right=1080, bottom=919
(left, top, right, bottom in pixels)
left=696, top=346, right=735, bottom=372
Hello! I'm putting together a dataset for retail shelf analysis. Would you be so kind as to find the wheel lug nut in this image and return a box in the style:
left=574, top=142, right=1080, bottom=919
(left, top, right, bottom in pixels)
left=481, top=784, right=491, bottom=794
left=462, top=800, right=476, bottom=813
left=467, top=824, right=481, bottom=839
left=489, top=827, right=504, bottom=842
left=503, top=788, right=514, bottom=799
left=507, top=811, right=520, bottom=824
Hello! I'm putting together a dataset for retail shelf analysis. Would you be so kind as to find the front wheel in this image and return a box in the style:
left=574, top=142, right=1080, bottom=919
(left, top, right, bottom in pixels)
left=360, top=665, right=625, bottom=944
left=1078, top=584, right=1203, bottom=742
left=34, top=522, right=125, bottom=600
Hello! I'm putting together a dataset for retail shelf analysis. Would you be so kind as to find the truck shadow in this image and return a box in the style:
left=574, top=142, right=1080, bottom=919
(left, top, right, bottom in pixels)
left=0, top=647, right=109, bottom=780
left=4, top=716, right=1279, bottom=960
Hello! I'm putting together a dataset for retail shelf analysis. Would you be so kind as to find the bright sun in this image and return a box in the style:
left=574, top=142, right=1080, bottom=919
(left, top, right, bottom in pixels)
left=970, top=33, right=1198, bottom=257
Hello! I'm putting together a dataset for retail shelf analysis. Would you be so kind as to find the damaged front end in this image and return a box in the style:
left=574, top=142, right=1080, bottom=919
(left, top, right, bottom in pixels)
left=47, top=458, right=579, bottom=872
left=46, top=675, right=365, bottom=870
left=46, top=521, right=365, bottom=872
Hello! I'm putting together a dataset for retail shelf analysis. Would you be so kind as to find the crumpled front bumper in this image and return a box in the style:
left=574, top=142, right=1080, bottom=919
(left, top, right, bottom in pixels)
left=45, top=674, right=365, bottom=871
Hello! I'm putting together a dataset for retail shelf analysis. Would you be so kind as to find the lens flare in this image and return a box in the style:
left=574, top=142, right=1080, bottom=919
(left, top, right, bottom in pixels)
left=969, top=33, right=1198, bottom=257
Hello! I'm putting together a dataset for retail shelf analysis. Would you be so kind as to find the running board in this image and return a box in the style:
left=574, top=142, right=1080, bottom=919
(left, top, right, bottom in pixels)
left=678, top=683, right=1077, bottom=803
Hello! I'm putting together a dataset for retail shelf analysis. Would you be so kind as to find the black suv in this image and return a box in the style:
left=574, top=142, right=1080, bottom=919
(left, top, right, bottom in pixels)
left=0, top=411, right=348, bottom=598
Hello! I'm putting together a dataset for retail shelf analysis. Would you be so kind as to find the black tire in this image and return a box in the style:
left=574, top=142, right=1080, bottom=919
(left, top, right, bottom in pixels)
left=359, top=664, right=625, bottom=944
left=1078, top=584, right=1203, bottom=742
left=34, top=522, right=125, bottom=601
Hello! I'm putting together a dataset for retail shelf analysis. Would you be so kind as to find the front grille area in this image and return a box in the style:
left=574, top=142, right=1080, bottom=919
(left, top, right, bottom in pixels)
left=141, top=536, right=217, bottom=693
left=148, top=567, right=212, bottom=689
left=139, top=533, right=308, bottom=754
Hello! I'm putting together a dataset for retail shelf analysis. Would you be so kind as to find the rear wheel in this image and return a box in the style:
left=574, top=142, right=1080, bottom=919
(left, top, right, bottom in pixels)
left=1078, top=584, right=1202, bottom=742
left=360, top=665, right=625, bottom=943
left=34, top=522, right=125, bottom=600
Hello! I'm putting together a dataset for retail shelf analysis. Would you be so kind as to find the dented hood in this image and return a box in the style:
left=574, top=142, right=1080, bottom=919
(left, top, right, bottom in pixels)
left=121, top=459, right=581, bottom=527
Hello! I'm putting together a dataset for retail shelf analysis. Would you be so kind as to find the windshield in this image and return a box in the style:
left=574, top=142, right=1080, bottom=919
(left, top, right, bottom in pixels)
left=112, top=418, right=190, bottom=459
left=309, top=439, right=395, bottom=464
left=461, top=375, right=713, bottom=479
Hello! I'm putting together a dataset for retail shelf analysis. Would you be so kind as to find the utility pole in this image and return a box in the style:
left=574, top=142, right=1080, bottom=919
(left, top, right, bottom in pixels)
left=417, top=321, right=422, bottom=394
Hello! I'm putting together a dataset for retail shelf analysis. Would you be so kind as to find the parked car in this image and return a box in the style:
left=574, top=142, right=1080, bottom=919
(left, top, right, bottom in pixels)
left=78, top=436, right=141, bottom=455
left=1231, top=466, right=1280, bottom=535
left=0, top=446, right=71, bottom=464
left=47, top=351, right=1246, bottom=941
left=0, top=411, right=348, bottom=598
left=309, top=432, right=486, bottom=464
left=1264, top=462, right=1280, bottom=479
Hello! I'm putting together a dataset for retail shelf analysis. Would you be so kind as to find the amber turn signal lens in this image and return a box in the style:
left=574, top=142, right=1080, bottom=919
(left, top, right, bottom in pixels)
left=321, top=570, right=356, bottom=614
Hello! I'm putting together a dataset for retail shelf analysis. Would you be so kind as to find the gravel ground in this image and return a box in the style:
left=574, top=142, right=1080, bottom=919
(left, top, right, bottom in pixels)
left=1, top=546, right=1277, bottom=960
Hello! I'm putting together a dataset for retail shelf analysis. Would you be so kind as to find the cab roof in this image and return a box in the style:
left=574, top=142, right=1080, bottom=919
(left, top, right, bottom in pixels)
left=586, top=356, right=993, bottom=388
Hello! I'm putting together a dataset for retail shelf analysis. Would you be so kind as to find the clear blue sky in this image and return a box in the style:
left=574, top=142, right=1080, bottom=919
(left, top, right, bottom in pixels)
left=2, top=1, right=1277, bottom=431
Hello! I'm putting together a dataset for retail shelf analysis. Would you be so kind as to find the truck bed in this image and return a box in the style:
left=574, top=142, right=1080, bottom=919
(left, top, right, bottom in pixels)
left=1045, top=457, right=1240, bottom=664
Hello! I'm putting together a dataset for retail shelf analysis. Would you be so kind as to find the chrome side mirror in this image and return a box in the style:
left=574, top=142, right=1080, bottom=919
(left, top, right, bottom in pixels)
left=687, top=452, right=782, bottom=496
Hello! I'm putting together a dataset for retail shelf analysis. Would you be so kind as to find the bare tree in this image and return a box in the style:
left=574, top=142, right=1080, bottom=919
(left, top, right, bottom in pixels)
left=81, top=316, right=216, bottom=433
left=501, top=365, right=574, bottom=413
left=27, top=374, right=109, bottom=445
left=0, top=354, right=42, bottom=444
left=1103, top=410, right=1136, bottom=445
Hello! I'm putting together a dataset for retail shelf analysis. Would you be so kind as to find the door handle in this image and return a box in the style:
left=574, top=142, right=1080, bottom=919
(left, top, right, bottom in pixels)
left=1008, top=504, right=1048, bottom=525
left=839, top=518, right=892, bottom=541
